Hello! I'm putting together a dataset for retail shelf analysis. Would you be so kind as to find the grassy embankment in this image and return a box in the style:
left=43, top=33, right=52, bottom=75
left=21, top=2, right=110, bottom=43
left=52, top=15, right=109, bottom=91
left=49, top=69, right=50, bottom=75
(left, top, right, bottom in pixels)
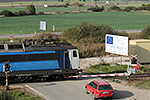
left=0, top=86, right=44, bottom=100
left=83, top=62, right=150, bottom=89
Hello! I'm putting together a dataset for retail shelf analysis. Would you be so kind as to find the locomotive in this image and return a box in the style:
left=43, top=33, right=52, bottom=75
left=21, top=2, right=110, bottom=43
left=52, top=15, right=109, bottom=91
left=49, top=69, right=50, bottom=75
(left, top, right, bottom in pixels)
left=0, top=38, right=81, bottom=82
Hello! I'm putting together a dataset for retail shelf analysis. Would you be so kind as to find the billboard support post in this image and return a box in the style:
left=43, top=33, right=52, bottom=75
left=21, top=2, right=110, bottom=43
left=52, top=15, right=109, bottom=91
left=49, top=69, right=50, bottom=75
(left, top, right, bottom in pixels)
left=120, top=55, right=122, bottom=66
left=112, top=53, right=114, bottom=66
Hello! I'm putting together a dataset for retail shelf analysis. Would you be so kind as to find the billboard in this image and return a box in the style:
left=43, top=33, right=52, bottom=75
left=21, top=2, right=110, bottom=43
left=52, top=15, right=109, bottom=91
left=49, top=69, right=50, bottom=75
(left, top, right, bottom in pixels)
left=105, top=34, right=128, bottom=56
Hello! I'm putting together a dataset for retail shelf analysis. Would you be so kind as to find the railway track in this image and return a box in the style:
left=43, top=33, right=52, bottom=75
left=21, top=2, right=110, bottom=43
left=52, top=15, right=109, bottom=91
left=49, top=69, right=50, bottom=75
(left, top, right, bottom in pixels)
left=113, top=73, right=150, bottom=80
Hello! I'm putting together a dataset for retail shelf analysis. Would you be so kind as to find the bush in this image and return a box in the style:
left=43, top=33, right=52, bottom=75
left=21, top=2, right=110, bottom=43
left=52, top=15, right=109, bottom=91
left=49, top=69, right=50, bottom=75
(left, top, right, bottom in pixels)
left=79, top=4, right=84, bottom=7
left=146, top=6, right=150, bottom=11
left=142, top=4, right=145, bottom=6
left=140, top=25, right=150, bottom=39
left=62, top=21, right=126, bottom=43
left=23, top=9, right=32, bottom=15
left=38, top=12, right=44, bottom=15
left=55, top=11, right=61, bottom=14
left=26, top=4, right=36, bottom=14
left=49, top=5, right=58, bottom=7
left=146, top=4, right=150, bottom=11
left=57, top=5, right=68, bottom=7
left=88, top=6, right=104, bottom=12
left=0, top=10, right=14, bottom=17
left=124, top=6, right=137, bottom=11
left=110, top=6, right=121, bottom=11
left=61, top=22, right=128, bottom=57
left=65, top=3, right=69, bottom=6
left=137, top=6, right=147, bottom=10
left=14, top=10, right=27, bottom=16
left=49, top=5, right=68, bottom=7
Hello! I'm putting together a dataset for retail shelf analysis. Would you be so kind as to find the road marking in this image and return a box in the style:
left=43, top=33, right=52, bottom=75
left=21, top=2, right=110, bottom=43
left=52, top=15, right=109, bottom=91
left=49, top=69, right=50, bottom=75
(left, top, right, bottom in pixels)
left=25, top=85, right=45, bottom=98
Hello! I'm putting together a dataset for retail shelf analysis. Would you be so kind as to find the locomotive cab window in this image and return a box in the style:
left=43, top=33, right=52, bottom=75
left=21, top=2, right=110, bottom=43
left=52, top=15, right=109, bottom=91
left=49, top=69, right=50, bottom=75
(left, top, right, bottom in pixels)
left=65, top=51, right=69, bottom=57
left=73, top=50, right=77, bottom=57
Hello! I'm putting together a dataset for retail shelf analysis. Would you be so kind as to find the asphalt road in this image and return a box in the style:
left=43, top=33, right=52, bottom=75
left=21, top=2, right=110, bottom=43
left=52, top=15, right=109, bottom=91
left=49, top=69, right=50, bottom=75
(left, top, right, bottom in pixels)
left=10, top=77, right=136, bottom=100
left=0, top=32, right=62, bottom=38
left=0, top=30, right=141, bottom=38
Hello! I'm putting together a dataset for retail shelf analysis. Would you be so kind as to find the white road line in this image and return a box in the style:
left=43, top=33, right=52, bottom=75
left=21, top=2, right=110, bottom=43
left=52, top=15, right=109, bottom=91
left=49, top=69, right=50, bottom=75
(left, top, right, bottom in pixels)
left=25, top=85, right=45, bottom=99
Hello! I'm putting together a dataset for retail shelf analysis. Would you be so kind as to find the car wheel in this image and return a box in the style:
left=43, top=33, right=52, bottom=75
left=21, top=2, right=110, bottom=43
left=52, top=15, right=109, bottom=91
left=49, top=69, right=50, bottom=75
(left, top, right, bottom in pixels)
left=109, top=96, right=113, bottom=99
left=85, top=88, right=89, bottom=94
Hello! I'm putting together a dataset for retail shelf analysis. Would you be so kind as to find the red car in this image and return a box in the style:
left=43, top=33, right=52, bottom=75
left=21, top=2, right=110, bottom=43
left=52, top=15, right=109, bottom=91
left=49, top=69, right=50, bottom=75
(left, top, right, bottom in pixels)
left=85, top=80, right=114, bottom=99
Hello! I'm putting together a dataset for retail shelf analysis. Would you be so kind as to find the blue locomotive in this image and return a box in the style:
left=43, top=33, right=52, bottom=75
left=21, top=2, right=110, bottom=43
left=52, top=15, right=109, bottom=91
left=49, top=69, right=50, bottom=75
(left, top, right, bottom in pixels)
left=0, top=38, right=80, bottom=81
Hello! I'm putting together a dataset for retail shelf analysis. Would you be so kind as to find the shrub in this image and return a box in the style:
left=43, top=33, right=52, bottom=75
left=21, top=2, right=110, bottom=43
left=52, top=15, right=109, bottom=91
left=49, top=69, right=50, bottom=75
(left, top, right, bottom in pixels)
left=21, top=10, right=27, bottom=15
left=49, top=5, right=58, bottom=7
left=57, top=5, right=68, bottom=7
left=61, top=22, right=128, bottom=57
left=146, top=6, right=150, bottom=11
left=146, top=4, right=150, bottom=11
left=38, top=12, right=44, bottom=15
left=65, top=3, right=69, bottom=6
left=137, top=6, right=147, bottom=10
left=124, top=6, right=137, bottom=11
left=140, top=25, right=150, bottom=39
left=88, top=6, right=104, bottom=12
left=55, top=11, right=61, bottom=14
left=0, top=10, right=14, bottom=17
left=14, top=11, right=21, bottom=16
left=14, top=10, right=27, bottom=16
left=110, top=6, right=121, bottom=11
left=79, top=4, right=84, bottom=7
left=142, top=4, right=145, bottom=6
left=26, top=4, right=36, bottom=14
left=49, top=5, right=68, bottom=7
left=62, top=21, right=126, bottom=43
left=23, top=9, right=32, bottom=15
left=62, top=11, right=71, bottom=13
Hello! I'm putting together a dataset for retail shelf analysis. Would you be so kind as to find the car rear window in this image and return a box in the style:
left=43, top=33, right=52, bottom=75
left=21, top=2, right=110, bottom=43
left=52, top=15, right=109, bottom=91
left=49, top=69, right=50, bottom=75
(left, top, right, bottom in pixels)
left=98, top=85, right=113, bottom=90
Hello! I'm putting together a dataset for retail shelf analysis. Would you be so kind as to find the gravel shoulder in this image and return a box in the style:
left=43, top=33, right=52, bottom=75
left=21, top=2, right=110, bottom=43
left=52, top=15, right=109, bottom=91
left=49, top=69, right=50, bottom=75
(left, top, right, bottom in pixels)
left=79, top=56, right=130, bottom=69
left=79, top=57, right=150, bottom=100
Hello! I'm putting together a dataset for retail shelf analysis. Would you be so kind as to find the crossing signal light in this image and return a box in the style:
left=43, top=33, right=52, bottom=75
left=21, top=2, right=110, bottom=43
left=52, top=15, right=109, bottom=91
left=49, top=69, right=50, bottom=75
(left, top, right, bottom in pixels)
left=4, top=64, right=10, bottom=72
left=131, top=55, right=137, bottom=64
left=3, top=61, right=11, bottom=73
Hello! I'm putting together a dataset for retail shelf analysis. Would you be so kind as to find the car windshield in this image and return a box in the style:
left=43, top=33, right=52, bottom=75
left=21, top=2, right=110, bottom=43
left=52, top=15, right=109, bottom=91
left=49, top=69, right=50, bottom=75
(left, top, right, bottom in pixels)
left=98, top=85, right=113, bottom=90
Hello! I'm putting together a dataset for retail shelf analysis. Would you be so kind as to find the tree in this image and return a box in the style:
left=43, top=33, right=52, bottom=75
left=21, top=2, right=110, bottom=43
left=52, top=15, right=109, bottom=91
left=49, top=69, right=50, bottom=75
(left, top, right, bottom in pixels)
left=141, top=25, right=150, bottom=39
left=26, top=4, right=36, bottom=14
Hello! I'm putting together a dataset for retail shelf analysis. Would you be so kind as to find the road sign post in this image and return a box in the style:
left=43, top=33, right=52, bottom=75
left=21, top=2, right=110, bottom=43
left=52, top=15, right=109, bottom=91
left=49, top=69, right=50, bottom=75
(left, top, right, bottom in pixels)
left=53, top=25, right=55, bottom=31
left=3, top=61, right=11, bottom=91
left=5, top=72, right=9, bottom=90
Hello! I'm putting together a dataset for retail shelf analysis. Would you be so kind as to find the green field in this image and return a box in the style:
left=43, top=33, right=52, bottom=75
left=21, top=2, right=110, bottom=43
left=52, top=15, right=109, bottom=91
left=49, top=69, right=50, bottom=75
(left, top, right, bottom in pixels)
left=0, top=11, right=150, bottom=34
